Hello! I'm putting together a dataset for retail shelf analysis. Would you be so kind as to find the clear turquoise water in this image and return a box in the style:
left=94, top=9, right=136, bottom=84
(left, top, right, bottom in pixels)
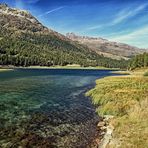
left=0, top=69, right=114, bottom=148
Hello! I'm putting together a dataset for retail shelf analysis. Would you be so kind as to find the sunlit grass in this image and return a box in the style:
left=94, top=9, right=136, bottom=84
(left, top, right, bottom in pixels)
left=26, top=65, right=118, bottom=70
left=0, top=68, right=13, bottom=72
left=144, top=71, right=148, bottom=76
left=86, top=69, right=148, bottom=147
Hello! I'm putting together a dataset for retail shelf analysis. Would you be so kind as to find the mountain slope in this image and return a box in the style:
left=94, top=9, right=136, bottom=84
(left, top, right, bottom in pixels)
left=66, top=33, right=146, bottom=60
left=0, top=4, right=127, bottom=68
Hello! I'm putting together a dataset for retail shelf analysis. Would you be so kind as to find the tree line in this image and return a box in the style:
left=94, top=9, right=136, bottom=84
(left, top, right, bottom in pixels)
left=128, top=52, right=148, bottom=70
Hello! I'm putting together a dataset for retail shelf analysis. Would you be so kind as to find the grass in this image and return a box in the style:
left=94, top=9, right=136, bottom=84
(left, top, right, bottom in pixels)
left=86, top=68, right=148, bottom=148
left=111, top=70, right=130, bottom=75
left=24, top=65, right=119, bottom=70
left=0, top=68, right=13, bottom=72
left=0, top=65, right=119, bottom=70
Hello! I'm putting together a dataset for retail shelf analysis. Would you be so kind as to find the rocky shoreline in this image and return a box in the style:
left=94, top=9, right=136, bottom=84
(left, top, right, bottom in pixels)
left=97, top=115, right=114, bottom=148
left=90, top=115, right=115, bottom=148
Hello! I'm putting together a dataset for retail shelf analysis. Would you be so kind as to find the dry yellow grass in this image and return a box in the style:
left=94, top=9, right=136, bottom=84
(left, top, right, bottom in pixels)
left=87, top=69, right=148, bottom=148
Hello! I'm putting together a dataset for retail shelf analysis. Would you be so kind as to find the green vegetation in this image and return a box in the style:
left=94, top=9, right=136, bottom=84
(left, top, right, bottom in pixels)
left=128, top=52, right=148, bottom=70
left=0, top=4, right=128, bottom=69
left=87, top=69, right=148, bottom=147
left=0, top=27, right=128, bottom=69
left=144, top=71, right=148, bottom=76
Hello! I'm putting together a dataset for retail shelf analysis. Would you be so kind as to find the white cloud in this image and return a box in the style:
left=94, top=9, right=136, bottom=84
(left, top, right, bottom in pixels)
left=112, top=3, right=148, bottom=25
left=39, top=6, right=64, bottom=17
left=109, top=26, right=148, bottom=48
left=87, top=3, right=148, bottom=31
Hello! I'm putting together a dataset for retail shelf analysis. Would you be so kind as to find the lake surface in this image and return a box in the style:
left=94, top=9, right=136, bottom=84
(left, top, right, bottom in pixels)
left=0, top=69, right=116, bottom=148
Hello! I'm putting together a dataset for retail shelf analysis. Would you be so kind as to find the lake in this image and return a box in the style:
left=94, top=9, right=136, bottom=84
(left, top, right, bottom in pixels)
left=0, top=69, right=116, bottom=148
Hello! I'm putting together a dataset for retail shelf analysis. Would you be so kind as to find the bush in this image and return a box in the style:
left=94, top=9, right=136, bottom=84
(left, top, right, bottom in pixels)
left=144, top=71, right=148, bottom=76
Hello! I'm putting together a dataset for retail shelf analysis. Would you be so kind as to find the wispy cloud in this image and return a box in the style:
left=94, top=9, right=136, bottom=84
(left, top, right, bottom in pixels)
left=110, top=25, right=148, bottom=41
left=109, top=25, right=148, bottom=48
left=86, top=25, right=102, bottom=30
left=104, top=30, right=131, bottom=38
left=87, top=3, right=148, bottom=31
left=112, top=3, right=148, bottom=25
left=39, top=6, right=64, bottom=17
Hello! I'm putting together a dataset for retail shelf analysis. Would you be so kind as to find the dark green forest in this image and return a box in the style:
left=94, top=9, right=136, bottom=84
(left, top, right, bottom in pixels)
left=128, top=52, right=148, bottom=69
left=0, top=26, right=128, bottom=68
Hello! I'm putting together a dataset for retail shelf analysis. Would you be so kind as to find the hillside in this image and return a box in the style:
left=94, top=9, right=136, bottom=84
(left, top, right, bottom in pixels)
left=0, top=4, right=128, bottom=68
left=66, top=33, right=146, bottom=60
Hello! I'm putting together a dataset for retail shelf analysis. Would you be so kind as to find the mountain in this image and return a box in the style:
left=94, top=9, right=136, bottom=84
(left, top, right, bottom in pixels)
left=66, top=33, right=146, bottom=60
left=0, top=4, right=128, bottom=68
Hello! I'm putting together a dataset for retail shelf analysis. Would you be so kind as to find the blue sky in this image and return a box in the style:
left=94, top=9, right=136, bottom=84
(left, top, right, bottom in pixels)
left=0, top=0, right=148, bottom=48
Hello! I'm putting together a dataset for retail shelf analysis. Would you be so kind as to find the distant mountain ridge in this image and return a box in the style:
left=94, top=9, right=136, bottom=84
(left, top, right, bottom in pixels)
left=66, top=33, right=146, bottom=60
left=0, top=4, right=128, bottom=68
